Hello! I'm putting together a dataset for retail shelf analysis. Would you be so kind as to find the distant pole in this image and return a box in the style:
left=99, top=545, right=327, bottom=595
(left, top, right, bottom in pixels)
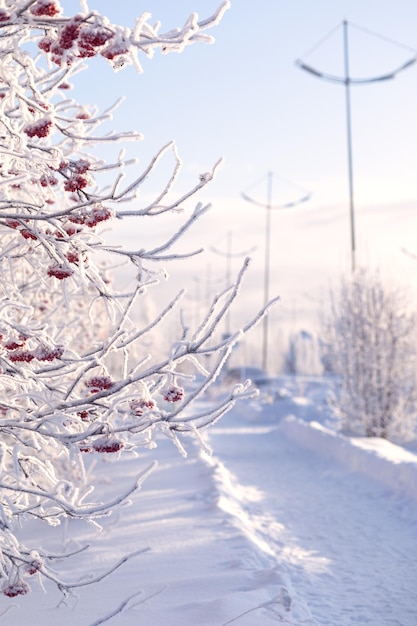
left=262, top=171, right=273, bottom=370
left=225, top=231, right=232, bottom=335
left=343, top=21, right=356, bottom=272
left=296, top=20, right=417, bottom=273
left=242, top=172, right=311, bottom=372
left=211, top=231, right=256, bottom=337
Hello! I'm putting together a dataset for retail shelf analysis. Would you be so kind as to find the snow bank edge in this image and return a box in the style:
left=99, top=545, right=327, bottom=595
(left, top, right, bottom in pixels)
left=279, top=416, right=417, bottom=501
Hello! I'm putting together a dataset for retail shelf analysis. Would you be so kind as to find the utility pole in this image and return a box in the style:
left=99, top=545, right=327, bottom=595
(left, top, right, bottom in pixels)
left=242, top=172, right=310, bottom=372
left=296, top=20, right=416, bottom=273
left=211, top=231, right=256, bottom=337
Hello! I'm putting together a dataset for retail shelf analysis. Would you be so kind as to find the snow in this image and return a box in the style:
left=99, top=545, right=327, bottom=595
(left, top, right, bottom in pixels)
left=5, top=376, right=417, bottom=625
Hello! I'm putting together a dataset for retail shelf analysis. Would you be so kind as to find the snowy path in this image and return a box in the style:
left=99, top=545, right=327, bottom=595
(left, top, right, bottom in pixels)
left=207, top=403, right=417, bottom=625
left=6, top=383, right=417, bottom=625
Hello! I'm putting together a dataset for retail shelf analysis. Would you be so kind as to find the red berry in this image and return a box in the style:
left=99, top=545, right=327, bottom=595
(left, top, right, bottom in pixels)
left=47, top=265, right=73, bottom=280
left=64, top=174, right=88, bottom=192
left=34, top=344, right=64, bottom=361
left=24, top=119, right=53, bottom=139
left=93, top=440, right=123, bottom=453
left=86, top=206, right=112, bottom=228
left=77, top=410, right=89, bottom=421
left=6, top=219, right=21, bottom=229
left=2, top=581, right=30, bottom=597
left=9, top=350, right=35, bottom=363
left=101, top=41, right=129, bottom=60
left=51, top=54, right=63, bottom=66
left=67, top=250, right=88, bottom=265
left=39, top=174, right=58, bottom=187
left=86, top=375, right=114, bottom=391
left=68, top=213, right=87, bottom=225
left=64, top=225, right=79, bottom=236
left=59, top=19, right=82, bottom=50
left=73, top=160, right=90, bottom=174
left=53, top=160, right=68, bottom=171
left=77, top=44, right=96, bottom=58
left=20, top=229, right=38, bottom=241
left=0, top=9, right=10, bottom=22
left=129, top=398, right=156, bottom=416
left=163, top=386, right=184, bottom=403
left=79, top=28, right=112, bottom=48
left=38, top=36, right=54, bottom=52
left=26, top=559, right=43, bottom=576
left=66, top=251, right=78, bottom=264
left=4, top=340, right=25, bottom=350
left=30, top=1, right=61, bottom=17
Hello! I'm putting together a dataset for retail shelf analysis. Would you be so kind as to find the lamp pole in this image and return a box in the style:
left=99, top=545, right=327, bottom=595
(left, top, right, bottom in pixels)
left=263, top=172, right=273, bottom=371
left=343, top=21, right=356, bottom=272
left=242, top=172, right=310, bottom=372
left=296, top=19, right=416, bottom=272
left=211, top=231, right=256, bottom=337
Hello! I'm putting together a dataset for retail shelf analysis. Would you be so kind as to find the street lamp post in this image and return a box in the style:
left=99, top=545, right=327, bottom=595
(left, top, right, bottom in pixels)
left=262, top=172, right=273, bottom=372
left=296, top=20, right=416, bottom=272
left=242, top=172, right=310, bottom=372
left=211, top=231, right=256, bottom=337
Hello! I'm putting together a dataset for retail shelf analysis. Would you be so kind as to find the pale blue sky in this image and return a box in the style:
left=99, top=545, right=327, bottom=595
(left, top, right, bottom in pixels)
left=68, top=1, right=417, bottom=204
left=59, top=1, right=417, bottom=358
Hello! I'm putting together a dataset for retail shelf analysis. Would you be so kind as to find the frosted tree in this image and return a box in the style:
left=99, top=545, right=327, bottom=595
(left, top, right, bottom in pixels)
left=324, top=268, right=417, bottom=439
left=0, top=0, right=275, bottom=600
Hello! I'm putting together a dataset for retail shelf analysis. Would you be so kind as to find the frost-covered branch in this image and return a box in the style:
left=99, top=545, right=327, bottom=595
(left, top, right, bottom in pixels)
left=0, top=0, right=278, bottom=606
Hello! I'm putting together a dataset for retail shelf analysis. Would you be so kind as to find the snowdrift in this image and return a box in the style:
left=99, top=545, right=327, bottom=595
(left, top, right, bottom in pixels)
left=280, top=415, right=417, bottom=501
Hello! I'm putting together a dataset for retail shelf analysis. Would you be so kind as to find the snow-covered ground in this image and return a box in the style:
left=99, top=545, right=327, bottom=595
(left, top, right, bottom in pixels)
left=5, top=377, right=417, bottom=625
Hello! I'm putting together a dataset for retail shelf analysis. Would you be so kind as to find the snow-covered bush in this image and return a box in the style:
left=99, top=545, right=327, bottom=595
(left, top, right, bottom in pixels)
left=324, top=268, right=417, bottom=440
left=0, top=0, right=275, bottom=599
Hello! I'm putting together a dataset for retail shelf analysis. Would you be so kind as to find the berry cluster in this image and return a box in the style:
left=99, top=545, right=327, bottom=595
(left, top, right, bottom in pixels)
left=2, top=581, right=30, bottom=597
left=8, top=350, right=34, bottom=363
left=57, top=159, right=92, bottom=193
left=25, top=559, right=43, bottom=576
left=24, top=118, right=53, bottom=139
left=93, top=440, right=124, bottom=453
left=68, top=205, right=113, bottom=228
left=101, top=42, right=129, bottom=61
left=30, top=0, right=62, bottom=17
left=39, top=174, right=58, bottom=187
left=63, top=174, right=88, bottom=192
left=66, top=249, right=88, bottom=266
left=33, top=344, right=64, bottom=361
left=3, top=337, right=26, bottom=351
left=5, top=219, right=21, bottom=229
left=80, top=439, right=124, bottom=454
left=86, top=375, right=114, bottom=393
left=163, top=385, right=185, bottom=403
left=79, top=28, right=113, bottom=49
left=2, top=336, right=34, bottom=363
left=38, top=35, right=54, bottom=53
left=37, top=14, right=127, bottom=67
left=1, top=335, right=64, bottom=364
left=20, top=228, right=37, bottom=241
left=5, top=220, right=39, bottom=242
left=53, top=223, right=80, bottom=239
left=47, top=265, right=74, bottom=280
left=5, top=217, right=89, bottom=253
left=59, top=17, right=82, bottom=50
left=129, top=397, right=156, bottom=416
